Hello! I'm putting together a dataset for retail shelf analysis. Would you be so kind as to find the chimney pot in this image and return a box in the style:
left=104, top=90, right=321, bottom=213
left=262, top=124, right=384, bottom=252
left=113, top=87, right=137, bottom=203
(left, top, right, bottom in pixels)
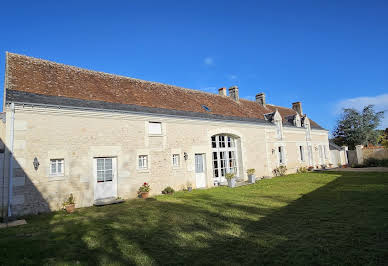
left=218, top=87, right=227, bottom=96
left=256, top=93, right=266, bottom=106
left=229, top=86, right=239, bottom=101
left=292, top=102, right=303, bottom=115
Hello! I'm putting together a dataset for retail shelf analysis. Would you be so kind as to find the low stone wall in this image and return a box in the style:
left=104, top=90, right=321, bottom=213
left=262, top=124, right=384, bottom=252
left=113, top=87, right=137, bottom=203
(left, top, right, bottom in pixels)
left=362, top=147, right=388, bottom=160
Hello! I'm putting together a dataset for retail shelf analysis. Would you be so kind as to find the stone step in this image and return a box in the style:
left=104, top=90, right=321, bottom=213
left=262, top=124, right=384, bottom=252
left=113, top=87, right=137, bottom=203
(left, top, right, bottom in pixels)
left=94, top=197, right=124, bottom=206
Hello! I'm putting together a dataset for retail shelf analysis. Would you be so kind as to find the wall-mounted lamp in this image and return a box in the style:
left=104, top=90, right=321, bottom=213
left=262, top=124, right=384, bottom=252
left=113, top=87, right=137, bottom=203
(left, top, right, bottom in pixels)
left=272, top=148, right=275, bottom=155
left=315, top=146, right=318, bottom=151
left=184, top=152, right=188, bottom=161
left=33, top=157, right=40, bottom=170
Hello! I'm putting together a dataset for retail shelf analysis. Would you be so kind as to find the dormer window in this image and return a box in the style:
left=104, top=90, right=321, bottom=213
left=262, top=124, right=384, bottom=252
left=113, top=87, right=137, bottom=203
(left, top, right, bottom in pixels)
left=304, top=117, right=311, bottom=140
left=294, top=114, right=301, bottom=127
left=273, top=110, right=283, bottom=140
left=275, top=119, right=283, bottom=140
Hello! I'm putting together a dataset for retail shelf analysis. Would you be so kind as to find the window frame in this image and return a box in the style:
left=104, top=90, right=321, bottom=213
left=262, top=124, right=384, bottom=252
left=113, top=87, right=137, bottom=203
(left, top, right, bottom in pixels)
left=138, top=155, right=149, bottom=170
left=96, top=157, right=113, bottom=183
left=148, top=121, right=162, bottom=135
left=299, top=145, right=305, bottom=162
left=49, top=159, right=65, bottom=176
left=172, top=154, right=180, bottom=168
left=278, top=146, right=286, bottom=165
left=275, top=119, right=283, bottom=140
left=211, top=135, right=239, bottom=183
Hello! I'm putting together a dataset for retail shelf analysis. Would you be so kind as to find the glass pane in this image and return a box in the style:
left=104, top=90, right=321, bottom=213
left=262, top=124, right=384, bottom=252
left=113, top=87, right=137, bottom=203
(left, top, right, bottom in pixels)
left=97, top=171, right=104, bottom=182
left=97, top=159, right=104, bottom=170
left=105, top=170, right=113, bottom=181
left=105, top=158, right=112, bottom=170
left=57, top=162, right=62, bottom=173
left=211, top=136, right=216, bottom=148
left=51, top=163, right=56, bottom=174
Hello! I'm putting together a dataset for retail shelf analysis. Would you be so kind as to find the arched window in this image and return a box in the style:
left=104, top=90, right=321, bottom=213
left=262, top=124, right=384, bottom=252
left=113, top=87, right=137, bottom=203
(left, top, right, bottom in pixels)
left=211, top=135, right=239, bottom=184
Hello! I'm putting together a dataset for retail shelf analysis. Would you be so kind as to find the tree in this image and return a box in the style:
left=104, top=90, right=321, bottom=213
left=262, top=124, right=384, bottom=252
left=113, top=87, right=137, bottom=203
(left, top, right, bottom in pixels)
left=378, top=128, right=388, bottom=149
left=333, top=105, right=384, bottom=149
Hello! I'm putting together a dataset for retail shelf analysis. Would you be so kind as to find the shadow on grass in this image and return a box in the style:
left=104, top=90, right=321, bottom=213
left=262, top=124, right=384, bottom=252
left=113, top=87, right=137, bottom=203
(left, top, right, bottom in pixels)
left=1, top=171, right=388, bottom=265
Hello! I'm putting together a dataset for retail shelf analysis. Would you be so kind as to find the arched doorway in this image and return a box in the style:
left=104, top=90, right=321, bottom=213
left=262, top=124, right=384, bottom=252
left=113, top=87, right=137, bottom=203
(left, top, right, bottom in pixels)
left=211, top=134, right=240, bottom=185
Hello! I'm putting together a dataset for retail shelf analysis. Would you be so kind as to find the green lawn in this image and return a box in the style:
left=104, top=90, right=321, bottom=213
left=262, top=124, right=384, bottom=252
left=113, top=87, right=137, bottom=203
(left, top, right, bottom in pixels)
left=1, top=172, right=388, bottom=265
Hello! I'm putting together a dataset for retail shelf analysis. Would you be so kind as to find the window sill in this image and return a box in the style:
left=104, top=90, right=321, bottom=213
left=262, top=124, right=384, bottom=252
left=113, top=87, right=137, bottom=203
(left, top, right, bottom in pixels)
left=172, top=166, right=181, bottom=170
left=148, top=134, right=163, bottom=137
left=47, top=175, right=66, bottom=181
left=137, top=169, right=150, bottom=173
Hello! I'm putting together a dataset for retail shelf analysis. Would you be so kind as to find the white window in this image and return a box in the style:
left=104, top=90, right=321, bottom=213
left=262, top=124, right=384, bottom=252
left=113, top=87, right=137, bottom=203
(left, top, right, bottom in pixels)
left=50, top=159, right=64, bottom=176
left=148, top=122, right=162, bottom=135
left=172, top=154, right=180, bottom=167
left=138, top=155, right=148, bottom=169
left=211, top=135, right=239, bottom=183
left=306, top=124, right=311, bottom=140
left=278, top=146, right=285, bottom=165
left=275, top=120, right=283, bottom=139
left=299, top=146, right=305, bottom=161
left=96, top=157, right=113, bottom=182
left=295, top=116, right=301, bottom=127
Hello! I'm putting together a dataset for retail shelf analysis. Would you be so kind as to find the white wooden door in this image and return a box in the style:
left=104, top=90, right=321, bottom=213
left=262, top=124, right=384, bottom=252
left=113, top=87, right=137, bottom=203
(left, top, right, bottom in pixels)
left=195, top=154, right=207, bottom=188
left=94, top=157, right=117, bottom=200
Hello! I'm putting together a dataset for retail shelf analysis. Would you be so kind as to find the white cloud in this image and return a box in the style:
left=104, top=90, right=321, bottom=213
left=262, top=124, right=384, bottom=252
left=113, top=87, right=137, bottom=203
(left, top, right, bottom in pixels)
left=204, top=57, right=214, bottom=66
left=228, top=74, right=238, bottom=80
left=336, top=93, right=388, bottom=128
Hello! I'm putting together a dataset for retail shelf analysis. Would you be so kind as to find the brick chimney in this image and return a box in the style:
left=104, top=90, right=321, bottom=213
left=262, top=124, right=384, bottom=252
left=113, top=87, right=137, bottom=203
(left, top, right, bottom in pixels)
left=256, top=93, right=266, bottom=106
left=292, top=102, right=303, bottom=115
left=218, top=87, right=227, bottom=96
left=229, top=86, right=239, bottom=101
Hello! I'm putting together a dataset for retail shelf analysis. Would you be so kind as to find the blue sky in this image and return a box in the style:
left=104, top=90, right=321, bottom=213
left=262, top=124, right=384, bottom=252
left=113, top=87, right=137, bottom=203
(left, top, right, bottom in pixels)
left=1, top=0, right=387, bottom=133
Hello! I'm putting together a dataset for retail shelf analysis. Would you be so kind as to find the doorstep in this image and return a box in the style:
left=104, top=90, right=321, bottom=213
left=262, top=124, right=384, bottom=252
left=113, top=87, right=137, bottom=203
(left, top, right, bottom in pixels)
left=0, top=219, right=27, bottom=229
left=94, top=197, right=125, bottom=206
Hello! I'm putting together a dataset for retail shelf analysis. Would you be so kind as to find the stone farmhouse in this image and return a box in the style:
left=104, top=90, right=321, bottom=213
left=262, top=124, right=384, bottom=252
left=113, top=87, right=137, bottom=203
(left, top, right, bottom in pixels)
left=0, top=53, right=330, bottom=216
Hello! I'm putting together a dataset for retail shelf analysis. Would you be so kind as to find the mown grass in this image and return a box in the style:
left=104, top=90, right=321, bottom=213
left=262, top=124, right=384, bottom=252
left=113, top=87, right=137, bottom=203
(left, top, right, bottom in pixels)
left=1, top=171, right=388, bottom=265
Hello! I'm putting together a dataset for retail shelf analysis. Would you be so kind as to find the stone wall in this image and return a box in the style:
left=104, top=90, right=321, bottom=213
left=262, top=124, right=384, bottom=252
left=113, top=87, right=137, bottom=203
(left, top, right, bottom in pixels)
left=3, top=104, right=330, bottom=216
left=362, top=147, right=388, bottom=160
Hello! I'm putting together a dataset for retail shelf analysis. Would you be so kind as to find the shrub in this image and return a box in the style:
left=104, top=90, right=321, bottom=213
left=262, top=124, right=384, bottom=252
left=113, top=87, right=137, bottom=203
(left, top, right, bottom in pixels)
left=297, top=167, right=308, bottom=173
left=62, top=193, right=75, bottom=208
left=273, top=165, right=287, bottom=176
left=363, top=158, right=388, bottom=167
left=225, top=172, right=236, bottom=180
left=162, top=186, right=175, bottom=194
left=246, top=169, right=255, bottom=175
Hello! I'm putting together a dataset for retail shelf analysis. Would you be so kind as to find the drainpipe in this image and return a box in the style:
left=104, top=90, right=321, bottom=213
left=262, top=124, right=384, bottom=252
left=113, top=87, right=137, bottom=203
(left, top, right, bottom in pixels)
left=7, top=102, right=15, bottom=217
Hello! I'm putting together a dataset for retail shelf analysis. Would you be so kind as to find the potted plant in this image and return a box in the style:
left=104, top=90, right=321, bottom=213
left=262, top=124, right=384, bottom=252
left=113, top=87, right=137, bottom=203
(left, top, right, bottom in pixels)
left=247, top=168, right=256, bottom=183
left=186, top=181, right=193, bottom=192
left=225, top=172, right=236, bottom=188
left=63, top=193, right=75, bottom=213
left=138, top=182, right=151, bottom=199
left=162, top=186, right=175, bottom=195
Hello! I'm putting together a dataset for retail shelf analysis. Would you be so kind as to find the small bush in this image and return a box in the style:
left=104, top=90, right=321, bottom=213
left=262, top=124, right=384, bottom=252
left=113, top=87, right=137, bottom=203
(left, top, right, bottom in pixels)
left=297, top=167, right=308, bottom=173
left=225, top=173, right=236, bottom=180
left=246, top=168, right=255, bottom=175
left=363, top=158, right=388, bottom=167
left=273, top=165, right=287, bottom=176
left=162, top=186, right=175, bottom=194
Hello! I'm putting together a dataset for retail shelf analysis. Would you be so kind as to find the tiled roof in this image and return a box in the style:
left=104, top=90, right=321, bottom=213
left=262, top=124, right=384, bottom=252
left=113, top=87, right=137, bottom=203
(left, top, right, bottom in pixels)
left=5, top=52, right=324, bottom=129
